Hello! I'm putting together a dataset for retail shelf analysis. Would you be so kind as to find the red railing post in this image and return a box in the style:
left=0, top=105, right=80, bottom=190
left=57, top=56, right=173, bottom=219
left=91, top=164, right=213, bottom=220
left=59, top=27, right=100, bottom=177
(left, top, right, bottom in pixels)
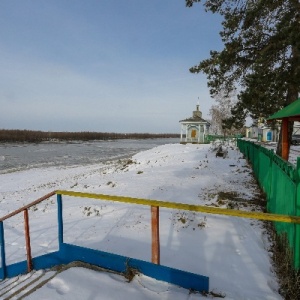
left=151, top=206, right=160, bottom=264
left=24, top=208, right=32, bottom=273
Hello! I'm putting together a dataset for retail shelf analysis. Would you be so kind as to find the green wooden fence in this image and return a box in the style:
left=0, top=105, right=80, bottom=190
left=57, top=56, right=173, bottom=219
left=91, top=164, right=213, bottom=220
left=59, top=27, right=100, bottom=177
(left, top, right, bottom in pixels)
left=205, top=134, right=243, bottom=143
left=237, top=139, right=300, bottom=269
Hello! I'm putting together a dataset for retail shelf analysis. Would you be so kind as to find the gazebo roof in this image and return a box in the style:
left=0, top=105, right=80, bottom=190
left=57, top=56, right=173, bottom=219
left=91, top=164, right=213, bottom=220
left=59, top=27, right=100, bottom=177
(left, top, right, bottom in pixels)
left=179, top=116, right=209, bottom=123
left=179, top=104, right=210, bottom=125
left=267, top=97, right=300, bottom=161
left=267, top=98, right=300, bottom=121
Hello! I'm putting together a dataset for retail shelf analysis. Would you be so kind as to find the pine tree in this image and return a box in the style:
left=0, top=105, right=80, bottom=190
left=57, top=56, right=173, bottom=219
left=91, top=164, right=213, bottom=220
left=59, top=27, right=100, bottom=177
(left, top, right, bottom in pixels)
left=186, top=0, right=300, bottom=154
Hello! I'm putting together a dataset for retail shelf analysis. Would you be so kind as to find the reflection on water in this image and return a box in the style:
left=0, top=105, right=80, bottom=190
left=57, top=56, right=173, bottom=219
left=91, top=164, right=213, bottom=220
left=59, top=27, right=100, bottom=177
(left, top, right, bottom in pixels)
left=0, top=138, right=178, bottom=174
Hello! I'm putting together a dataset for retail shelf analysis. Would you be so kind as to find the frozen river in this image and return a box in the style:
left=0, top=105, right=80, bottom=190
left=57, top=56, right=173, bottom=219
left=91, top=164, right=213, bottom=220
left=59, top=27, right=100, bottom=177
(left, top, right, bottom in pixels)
left=0, top=138, right=178, bottom=174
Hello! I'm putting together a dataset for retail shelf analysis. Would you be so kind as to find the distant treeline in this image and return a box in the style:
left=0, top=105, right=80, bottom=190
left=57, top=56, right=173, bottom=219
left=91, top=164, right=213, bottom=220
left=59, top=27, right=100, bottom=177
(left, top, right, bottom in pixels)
left=0, top=129, right=179, bottom=143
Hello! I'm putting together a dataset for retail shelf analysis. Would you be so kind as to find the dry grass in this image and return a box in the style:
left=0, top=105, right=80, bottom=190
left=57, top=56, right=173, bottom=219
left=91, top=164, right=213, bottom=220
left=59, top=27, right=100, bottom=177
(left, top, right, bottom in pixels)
left=270, top=229, right=300, bottom=300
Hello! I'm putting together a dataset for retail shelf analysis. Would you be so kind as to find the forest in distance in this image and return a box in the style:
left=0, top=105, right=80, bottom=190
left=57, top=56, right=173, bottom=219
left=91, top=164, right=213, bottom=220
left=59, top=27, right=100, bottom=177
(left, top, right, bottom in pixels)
left=0, top=129, right=179, bottom=143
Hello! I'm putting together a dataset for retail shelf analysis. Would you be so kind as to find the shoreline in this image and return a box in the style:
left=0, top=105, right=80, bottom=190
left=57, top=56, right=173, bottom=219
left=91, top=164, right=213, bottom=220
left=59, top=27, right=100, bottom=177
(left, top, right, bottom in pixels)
left=0, top=138, right=178, bottom=175
left=0, top=153, right=134, bottom=176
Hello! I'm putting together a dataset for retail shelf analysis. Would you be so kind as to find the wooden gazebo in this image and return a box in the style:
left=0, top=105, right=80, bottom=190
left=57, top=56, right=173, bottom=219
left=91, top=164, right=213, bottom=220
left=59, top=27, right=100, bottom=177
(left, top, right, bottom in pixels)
left=267, top=98, right=300, bottom=160
left=179, top=105, right=210, bottom=144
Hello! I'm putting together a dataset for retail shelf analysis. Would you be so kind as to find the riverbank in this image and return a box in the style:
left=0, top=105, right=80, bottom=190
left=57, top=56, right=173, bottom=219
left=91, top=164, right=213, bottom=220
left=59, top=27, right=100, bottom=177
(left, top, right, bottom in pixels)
left=0, top=129, right=179, bottom=143
left=0, top=138, right=178, bottom=174
left=0, top=142, right=282, bottom=299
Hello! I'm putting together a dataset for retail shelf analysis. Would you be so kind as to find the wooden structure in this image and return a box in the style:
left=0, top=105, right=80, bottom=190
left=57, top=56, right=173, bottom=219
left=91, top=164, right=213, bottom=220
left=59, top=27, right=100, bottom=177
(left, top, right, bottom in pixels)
left=267, top=98, right=300, bottom=160
left=179, top=105, right=210, bottom=144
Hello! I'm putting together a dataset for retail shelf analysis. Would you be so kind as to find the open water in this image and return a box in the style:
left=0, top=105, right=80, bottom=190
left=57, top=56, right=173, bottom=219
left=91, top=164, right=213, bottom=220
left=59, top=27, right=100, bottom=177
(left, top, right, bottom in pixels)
left=0, top=138, right=178, bottom=174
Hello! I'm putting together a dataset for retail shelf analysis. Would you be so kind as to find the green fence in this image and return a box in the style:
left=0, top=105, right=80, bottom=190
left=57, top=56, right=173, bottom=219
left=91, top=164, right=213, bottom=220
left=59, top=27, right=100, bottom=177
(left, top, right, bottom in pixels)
left=205, top=134, right=243, bottom=143
left=237, top=139, right=300, bottom=269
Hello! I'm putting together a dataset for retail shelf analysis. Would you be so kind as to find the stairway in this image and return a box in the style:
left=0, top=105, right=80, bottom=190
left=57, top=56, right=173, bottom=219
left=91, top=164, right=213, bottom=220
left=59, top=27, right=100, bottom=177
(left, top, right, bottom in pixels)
left=0, top=261, right=123, bottom=300
left=0, top=269, right=58, bottom=300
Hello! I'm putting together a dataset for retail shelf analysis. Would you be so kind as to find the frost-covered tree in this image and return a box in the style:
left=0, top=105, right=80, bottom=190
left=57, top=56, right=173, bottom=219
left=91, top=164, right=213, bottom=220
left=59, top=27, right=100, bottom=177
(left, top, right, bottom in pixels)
left=209, top=91, right=241, bottom=135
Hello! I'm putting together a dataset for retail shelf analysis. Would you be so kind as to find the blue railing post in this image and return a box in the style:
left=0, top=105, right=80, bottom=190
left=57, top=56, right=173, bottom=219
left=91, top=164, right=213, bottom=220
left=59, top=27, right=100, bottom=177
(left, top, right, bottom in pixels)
left=57, top=194, right=63, bottom=250
left=0, top=221, right=7, bottom=279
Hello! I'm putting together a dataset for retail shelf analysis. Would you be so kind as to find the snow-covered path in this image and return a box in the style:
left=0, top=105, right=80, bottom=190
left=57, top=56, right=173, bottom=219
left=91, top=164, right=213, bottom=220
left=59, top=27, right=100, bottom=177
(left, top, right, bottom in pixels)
left=0, top=143, right=282, bottom=299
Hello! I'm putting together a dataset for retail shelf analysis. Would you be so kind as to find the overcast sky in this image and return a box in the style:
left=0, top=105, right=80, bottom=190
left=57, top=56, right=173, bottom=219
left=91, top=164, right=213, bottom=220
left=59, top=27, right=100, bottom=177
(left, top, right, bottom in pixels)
left=0, top=0, right=223, bottom=133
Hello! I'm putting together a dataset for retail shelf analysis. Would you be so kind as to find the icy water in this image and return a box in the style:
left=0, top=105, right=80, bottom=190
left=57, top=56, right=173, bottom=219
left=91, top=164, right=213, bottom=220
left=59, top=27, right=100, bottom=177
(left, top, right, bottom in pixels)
left=0, top=138, right=178, bottom=174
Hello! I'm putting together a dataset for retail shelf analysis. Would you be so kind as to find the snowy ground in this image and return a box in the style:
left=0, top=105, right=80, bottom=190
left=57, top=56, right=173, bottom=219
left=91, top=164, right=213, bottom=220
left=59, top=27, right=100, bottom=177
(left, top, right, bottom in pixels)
left=0, top=142, right=282, bottom=299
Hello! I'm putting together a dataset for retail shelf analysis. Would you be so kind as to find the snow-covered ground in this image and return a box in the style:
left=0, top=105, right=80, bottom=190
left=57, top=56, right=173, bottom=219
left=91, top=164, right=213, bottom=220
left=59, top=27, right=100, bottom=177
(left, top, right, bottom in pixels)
left=0, top=142, right=282, bottom=299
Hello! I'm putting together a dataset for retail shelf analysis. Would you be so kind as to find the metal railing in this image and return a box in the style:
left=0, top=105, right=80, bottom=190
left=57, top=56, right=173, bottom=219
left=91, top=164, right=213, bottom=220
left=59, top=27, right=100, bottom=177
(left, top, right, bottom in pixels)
left=1, top=189, right=300, bottom=280
left=0, top=191, right=56, bottom=276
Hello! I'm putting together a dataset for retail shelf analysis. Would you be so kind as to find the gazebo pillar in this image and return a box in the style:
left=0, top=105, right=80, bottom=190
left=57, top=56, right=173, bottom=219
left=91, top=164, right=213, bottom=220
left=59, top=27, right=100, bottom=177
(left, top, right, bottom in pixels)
left=185, top=126, right=188, bottom=142
left=180, top=124, right=183, bottom=142
left=282, top=118, right=289, bottom=161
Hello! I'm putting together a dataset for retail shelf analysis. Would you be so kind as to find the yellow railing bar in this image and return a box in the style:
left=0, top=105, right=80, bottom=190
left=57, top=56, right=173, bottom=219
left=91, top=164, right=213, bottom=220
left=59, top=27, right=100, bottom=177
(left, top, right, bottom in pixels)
left=56, top=190, right=300, bottom=224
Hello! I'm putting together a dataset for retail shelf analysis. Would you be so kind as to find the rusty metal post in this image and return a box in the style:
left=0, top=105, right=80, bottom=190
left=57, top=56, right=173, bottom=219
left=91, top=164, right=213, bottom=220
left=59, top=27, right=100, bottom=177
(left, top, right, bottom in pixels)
left=24, top=209, right=32, bottom=273
left=151, top=206, right=160, bottom=264
left=282, top=118, right=289, bottom=161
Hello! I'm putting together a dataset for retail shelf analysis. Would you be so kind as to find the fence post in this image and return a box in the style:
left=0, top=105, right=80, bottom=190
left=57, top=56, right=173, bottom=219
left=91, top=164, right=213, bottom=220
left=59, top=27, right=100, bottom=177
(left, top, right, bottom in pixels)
left=0, top=221, right=6, bottom=279
left=151, top=206, right=160, bottom=264
left=266, top=149, right=274, bottom=212
left=57, top=194, right=63, bottom=250
left=294, top=158, right=300, bottom=269
left=24, top=209, right=33, bottom=273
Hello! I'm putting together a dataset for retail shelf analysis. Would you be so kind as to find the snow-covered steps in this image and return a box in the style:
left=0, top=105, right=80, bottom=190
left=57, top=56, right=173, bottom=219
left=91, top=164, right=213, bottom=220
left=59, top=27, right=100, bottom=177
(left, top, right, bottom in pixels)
left=0, top=269, right=57, bottom=300
left=5, top=262, right=209, bottom=300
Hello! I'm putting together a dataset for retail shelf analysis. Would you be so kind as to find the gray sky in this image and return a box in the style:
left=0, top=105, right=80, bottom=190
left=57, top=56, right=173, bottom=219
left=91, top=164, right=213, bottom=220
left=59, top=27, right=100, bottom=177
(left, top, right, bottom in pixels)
left=0, top=0, right=223, bottom=133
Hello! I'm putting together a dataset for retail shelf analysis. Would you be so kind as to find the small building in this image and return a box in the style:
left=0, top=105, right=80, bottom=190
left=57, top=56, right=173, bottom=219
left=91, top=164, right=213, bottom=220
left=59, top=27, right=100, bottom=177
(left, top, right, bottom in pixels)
left=245, top=117, right=300, bottom=143
left=261, top=126, right=279, bottom=142
left=179, top=105, right=210, bottom=144
left=246, top=116, right=280, bottom=142
left=245, top=125, right=259, bottom=139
